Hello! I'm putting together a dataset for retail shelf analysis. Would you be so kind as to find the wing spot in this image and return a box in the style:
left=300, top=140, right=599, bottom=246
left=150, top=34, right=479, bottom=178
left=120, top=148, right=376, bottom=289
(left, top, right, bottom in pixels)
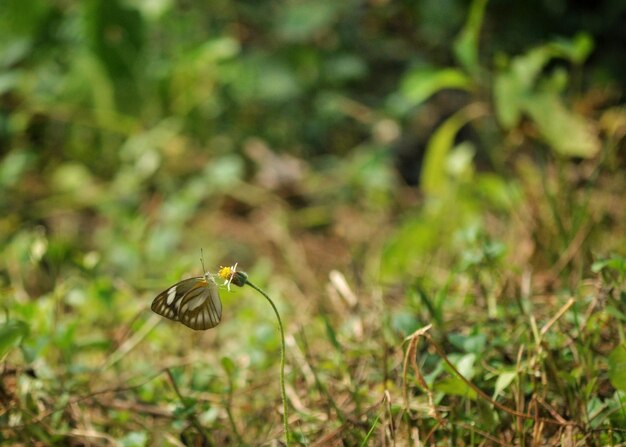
left=166, top=287, right=177, bottom=305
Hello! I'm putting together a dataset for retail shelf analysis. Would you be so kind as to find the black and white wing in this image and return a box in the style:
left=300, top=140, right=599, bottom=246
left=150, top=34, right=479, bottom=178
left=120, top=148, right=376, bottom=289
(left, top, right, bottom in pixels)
left=178, top=275, right=222, bottom=330
left=151, top=275, right=222, bottom=330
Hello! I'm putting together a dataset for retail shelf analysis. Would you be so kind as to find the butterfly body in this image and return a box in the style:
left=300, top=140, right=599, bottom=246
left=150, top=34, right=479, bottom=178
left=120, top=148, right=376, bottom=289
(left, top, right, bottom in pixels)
left=151, top=272, right=222, bottom=330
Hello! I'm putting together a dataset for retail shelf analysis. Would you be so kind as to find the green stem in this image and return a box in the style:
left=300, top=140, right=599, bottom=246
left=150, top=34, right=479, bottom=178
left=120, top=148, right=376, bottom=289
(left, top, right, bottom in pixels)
left=245, top=280, right=290, bottom=446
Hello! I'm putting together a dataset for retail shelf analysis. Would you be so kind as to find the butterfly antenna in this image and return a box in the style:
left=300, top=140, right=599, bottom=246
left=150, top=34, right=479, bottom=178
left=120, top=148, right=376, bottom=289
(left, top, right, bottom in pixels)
left=200, top=248, right=207, bottom=273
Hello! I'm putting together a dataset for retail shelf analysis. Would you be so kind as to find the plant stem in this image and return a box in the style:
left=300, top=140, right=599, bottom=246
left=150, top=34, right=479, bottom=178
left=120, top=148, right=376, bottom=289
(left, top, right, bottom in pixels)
left=245, top=279, right=290, bottom=446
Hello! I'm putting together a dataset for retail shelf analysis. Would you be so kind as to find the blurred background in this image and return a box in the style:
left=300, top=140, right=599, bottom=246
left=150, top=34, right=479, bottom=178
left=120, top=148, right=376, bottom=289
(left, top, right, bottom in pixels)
left=2, top=0, right=626, bottom=445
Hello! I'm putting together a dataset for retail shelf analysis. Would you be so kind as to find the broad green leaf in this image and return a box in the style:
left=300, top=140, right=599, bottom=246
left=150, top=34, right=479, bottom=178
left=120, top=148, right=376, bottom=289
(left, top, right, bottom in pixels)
left=455, top=353, right=477, bottom=380
left=549, top=32, right=594, bottom=64
left=453, top=0, right=488, bottom=77
left=493, top=47, right=554, bottom=129
left=400, top=67, right=472, bottom=109
left=422, top=103, right=485, bottom=196
left=436, top=353, right=477, bottom=398
left=493, top=370, right=517, bottom=400
left=0, top=320, right=29, bottom=359
left=608, top=344, right=626, bottom=393
left=448, top=333, right=487, bottom=354
left=524, top=92, right=600, bottom=158
left=493, top=68, right=524, bottom=129
left=493, top=33, right=594, bottom=130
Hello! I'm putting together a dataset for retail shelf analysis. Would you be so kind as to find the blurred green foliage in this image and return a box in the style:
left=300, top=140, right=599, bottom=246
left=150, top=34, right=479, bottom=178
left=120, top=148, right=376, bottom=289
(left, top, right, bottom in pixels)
left=2, top=0, right=626, bottom=445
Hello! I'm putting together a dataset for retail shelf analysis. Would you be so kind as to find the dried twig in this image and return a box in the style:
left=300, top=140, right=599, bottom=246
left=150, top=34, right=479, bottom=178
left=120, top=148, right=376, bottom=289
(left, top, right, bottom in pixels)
left=540, top=298, right=575, bottom=339
left=402, top=325, right=441, bottom=423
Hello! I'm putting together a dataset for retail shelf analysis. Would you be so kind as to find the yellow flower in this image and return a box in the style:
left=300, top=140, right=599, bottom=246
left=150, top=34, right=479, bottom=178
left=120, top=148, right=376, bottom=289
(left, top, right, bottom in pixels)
left=218, top=264, right=235, bottom=282
left=218, top=263, right=247, bottom=289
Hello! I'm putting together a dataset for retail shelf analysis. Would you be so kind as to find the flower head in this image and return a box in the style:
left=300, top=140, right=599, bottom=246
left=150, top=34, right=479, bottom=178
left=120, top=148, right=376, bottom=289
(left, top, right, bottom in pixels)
left=218, top=263, right=248, bottom=289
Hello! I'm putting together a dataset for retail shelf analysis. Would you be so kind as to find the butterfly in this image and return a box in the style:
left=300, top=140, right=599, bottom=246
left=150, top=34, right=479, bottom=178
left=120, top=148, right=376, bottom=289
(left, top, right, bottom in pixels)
left=151, top=271, right=222, bottom=330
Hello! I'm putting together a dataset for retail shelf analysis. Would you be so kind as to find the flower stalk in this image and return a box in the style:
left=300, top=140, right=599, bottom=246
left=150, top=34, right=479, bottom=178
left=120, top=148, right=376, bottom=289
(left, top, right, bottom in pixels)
left=219, top=265, right=290, bottom=446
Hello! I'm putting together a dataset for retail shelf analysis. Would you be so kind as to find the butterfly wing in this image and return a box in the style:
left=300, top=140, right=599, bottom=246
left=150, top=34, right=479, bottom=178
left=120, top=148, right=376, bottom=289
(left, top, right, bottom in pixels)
left=151, top=277, right=204, bottom=322
left=151, top=275, right=222, bottom=331
left=178, top=275, right=222, bottom=330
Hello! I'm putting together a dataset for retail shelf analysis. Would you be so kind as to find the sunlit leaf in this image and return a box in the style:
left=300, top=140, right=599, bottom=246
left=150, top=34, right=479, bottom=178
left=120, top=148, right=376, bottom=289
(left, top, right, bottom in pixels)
left=453, top=0, right=488, bottom=76
left=525, top=92, right=600, bottom=158
left=549, top=32, right=594, bottom=64
left=493, top=370, right=517, bottom=400
left=455, top=353, right=477, bottom=380
left=399, top=67, right=472, bottom=109
left=421, top=103, right=486, bottom=196
left=493, top=47, right=554, bottom=129
left=493, top=33, right=594, bottom=131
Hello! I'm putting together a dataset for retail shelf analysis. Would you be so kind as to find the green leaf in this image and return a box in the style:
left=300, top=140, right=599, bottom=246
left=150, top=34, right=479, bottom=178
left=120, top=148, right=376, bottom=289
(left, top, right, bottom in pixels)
left=322, top=315, right=341, bottom=350
left=453, top=0, right=488, bottom=76
left=493, top=33, right=594, bottom=131
left=493, top=370, right=517, bottom=400
left=436, top=353, right=477, bottom=399
left=455, top=353, right=477, bottom=380
left=448, top=333, right=487, bottom=354
left=0, top=320, right=29, bottom=359
left=493, top=69, right=524, bottom=129
left=380, top=215, right=440, bottom=281
left=524, top=92, right=600, bottom=158
left=221, top=356, right=236, bottom=376
left=400, top=67, right=472, bottom=109
left=550, top=32, right=594, bottom=64
left=608, top=344, right=626, bottom=393
left=493, top=47, right=554, bottom=129
left=436, top=375, right=477, bottom=399
left=421, top=104, right=485, bottom=196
